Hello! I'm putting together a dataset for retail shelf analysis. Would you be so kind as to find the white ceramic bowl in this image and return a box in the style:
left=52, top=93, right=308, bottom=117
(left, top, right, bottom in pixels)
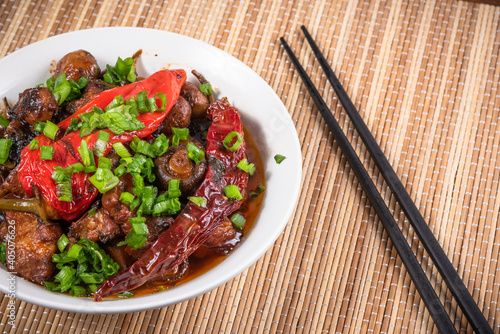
left=0, top=27, right=302, bottom=313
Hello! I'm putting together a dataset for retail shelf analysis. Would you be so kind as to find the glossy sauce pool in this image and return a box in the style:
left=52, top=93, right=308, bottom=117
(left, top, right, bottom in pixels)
left=122, top=126, right=265, bottom=298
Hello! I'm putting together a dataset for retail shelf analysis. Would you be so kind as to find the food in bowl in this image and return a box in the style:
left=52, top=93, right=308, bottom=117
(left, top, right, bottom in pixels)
left=0, top=50, right=265, bottom=300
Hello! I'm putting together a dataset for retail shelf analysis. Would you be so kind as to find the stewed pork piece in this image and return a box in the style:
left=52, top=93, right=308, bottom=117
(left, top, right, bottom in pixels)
left=0, top=210, right=62, bottom=284
left=68, top=207, right=123, bottom=245
left=7, top=87, right=58, bottom=125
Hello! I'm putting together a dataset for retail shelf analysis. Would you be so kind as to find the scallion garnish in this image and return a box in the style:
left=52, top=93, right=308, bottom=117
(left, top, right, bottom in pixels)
left=199, top=83, right=213, bottom=96
left=186, top=142, right=205, bottom=164
left=93, top=130, right=110, bottom=157
left=43, top=120, right=59, bottom=140
left=0, top=242, right=6, bottom=263
left=46, top=238, right=120, bottom=295
left=0, top=115, right=10, bottom=128
left=46, top=73, right=89, bottom=106
left=223, top=185, right=243, bottom=200
left=274, top=154, right=286, bottom=164
left=78, top=139, right=95, bottom=169
left=130, top=137, right=156, bottom=158
left=57, top=234, right=70, bottom=253
left=29, top=139, right=39, bottom=150
left=249, top=184, right=266, bottom=199
left=34, top=121, right=46, bottom=133
left=230, top=213, right=246, bottom=229
left=40, top=145, right=55, bottom=160
left=189, top=196, right=207, bottom=208
left=172, top=127, right=189, bottom=146
left=223, top=131, right=243, bottom=152
left=103, top=57, right=136, bottom=85
left=112, top=142, right=132, bottom=158
left=237, top=158, right=255, bottom=175
left=152, top=134, right=169, bottom=156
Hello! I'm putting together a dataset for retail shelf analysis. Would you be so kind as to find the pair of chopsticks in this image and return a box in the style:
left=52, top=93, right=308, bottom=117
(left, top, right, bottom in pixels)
left=280, top=26, right=493, bottom=334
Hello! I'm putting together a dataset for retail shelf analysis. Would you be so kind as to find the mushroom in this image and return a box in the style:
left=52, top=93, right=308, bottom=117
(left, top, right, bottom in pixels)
left=154, top=138, right=207, bottom=195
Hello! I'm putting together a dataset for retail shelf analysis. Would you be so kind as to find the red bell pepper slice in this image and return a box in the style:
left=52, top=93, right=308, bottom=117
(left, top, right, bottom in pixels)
left=94, top=100, right=248, bottom=300
left=17, top=69, right=187, bottom=221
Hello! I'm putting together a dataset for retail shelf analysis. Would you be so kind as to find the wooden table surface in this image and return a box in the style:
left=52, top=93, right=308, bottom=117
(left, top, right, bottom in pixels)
left=1, top=0, right=500, bottom=333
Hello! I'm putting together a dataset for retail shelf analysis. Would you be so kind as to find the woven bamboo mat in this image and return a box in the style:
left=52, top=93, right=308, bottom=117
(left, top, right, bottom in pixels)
left=1, top=0, right=500, bottom=333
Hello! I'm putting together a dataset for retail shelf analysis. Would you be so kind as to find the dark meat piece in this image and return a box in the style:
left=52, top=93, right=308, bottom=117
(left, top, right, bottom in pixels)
left=6, top=120, right=35, bottom=165
left=53, top=49, right=101, bottom=82
left=161, top=96, right=191, bottom=134
left=7, top=87, right=58, bottom=125
left=0, top=211, right=62, bottom=284
left=180, top=82, right=209, bottom=119
left=101, top=173, right=136, bottom=226
left=0, top=168, right=27, bottom=199
left=191, top=218, right=240, bottom=258
left=52, top=80, right=113, bottom=123
left=68, top=207, right=122, bottom=244
left=124, top=216, right=173, bottom=260
left=154, top=138, right=207, bottom=195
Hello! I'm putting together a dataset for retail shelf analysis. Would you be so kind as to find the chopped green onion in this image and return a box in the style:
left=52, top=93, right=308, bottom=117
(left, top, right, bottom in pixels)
left=56, top=181, right=73, bottom=202
left=223, top=131, right=243, bottom=152
left=130, top=137, right=156, bottom=158
left=47, top=238, right=120, bottom=295
left=47, top=73, right=89, bottom=106
left=223, top=185, right=243, bottom=200
left=0, top=242, right=6, bottom=263
left=186, top=142, right=205, bottom=164
left=171, top=127, right=189, bottom=146
left=274, top=154, right=286, bottom=164
left=93, top=130, right=110, bottom=157
left=112, top=142, right=132, bottom=158
left=51, top=170, right=70, bottom=183
left=103, top=57, right=136, bottom=85
left=40, top=145, right=55, bottom=160
left=189, top=196, right=207, bottom=208
left=230, top=213, right=246, bottom=229
left=136, top=91, right=148, bottom=112
left=152, top=134, right=169, bottom=156
left=237, top=158, right=255, bottom=175
left=29, top=139, right=39, bottom=150
left=78, top=140, right=95, bottom=168
left=117, top=228, right=147, bottom=250
left=119, top=192, right=135, bottom=205
left=199, top=83, right=213, bottom=96
left=114, top=164, right=126, bottom=177
left=69, top=285, right=87, bottom=296
left=249, top=184, right=266, bottom=199
left=155, top=92, right=167, bottom=111
left=0, top=115, right=10, bottom=128
left=57, top=234, right=70, bottom=253
left=87, top=207, right=97, bottom=217
left=34, top=121, right=46, bottom=133
left=43, top=120, right=59, bottom=140
left=167, top=179, right=181, bottom=199
left=89, top=168, right=119, bottom=193
left=65, top=118, right=81, bottom=135
left=117, top=291, right=134, bottom=298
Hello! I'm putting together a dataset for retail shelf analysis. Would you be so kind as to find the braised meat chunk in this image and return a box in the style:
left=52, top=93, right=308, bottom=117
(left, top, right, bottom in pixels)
left=1, top=211, right=62, bottom=284
left=68, top=207, right=122, bottom=244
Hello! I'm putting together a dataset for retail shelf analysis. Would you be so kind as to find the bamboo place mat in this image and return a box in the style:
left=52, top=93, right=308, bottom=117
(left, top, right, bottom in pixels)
left=1, top=0, right=500, bottom=333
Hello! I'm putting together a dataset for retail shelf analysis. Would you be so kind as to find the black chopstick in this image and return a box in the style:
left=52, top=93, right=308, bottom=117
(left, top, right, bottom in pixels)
left=279, top=37, right=459, bottom=333
left=298, top=25, right=494, bottom=334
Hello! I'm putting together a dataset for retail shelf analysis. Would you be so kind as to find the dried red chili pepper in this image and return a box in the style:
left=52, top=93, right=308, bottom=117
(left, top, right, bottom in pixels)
left=17, top=69, right=187, bottom=221
left=94, top=100, right=248, bottom=300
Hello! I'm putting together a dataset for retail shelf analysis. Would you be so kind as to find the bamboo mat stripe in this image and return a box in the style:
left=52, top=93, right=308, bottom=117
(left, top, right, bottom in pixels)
left=1, top=0, right=500, bottom=333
